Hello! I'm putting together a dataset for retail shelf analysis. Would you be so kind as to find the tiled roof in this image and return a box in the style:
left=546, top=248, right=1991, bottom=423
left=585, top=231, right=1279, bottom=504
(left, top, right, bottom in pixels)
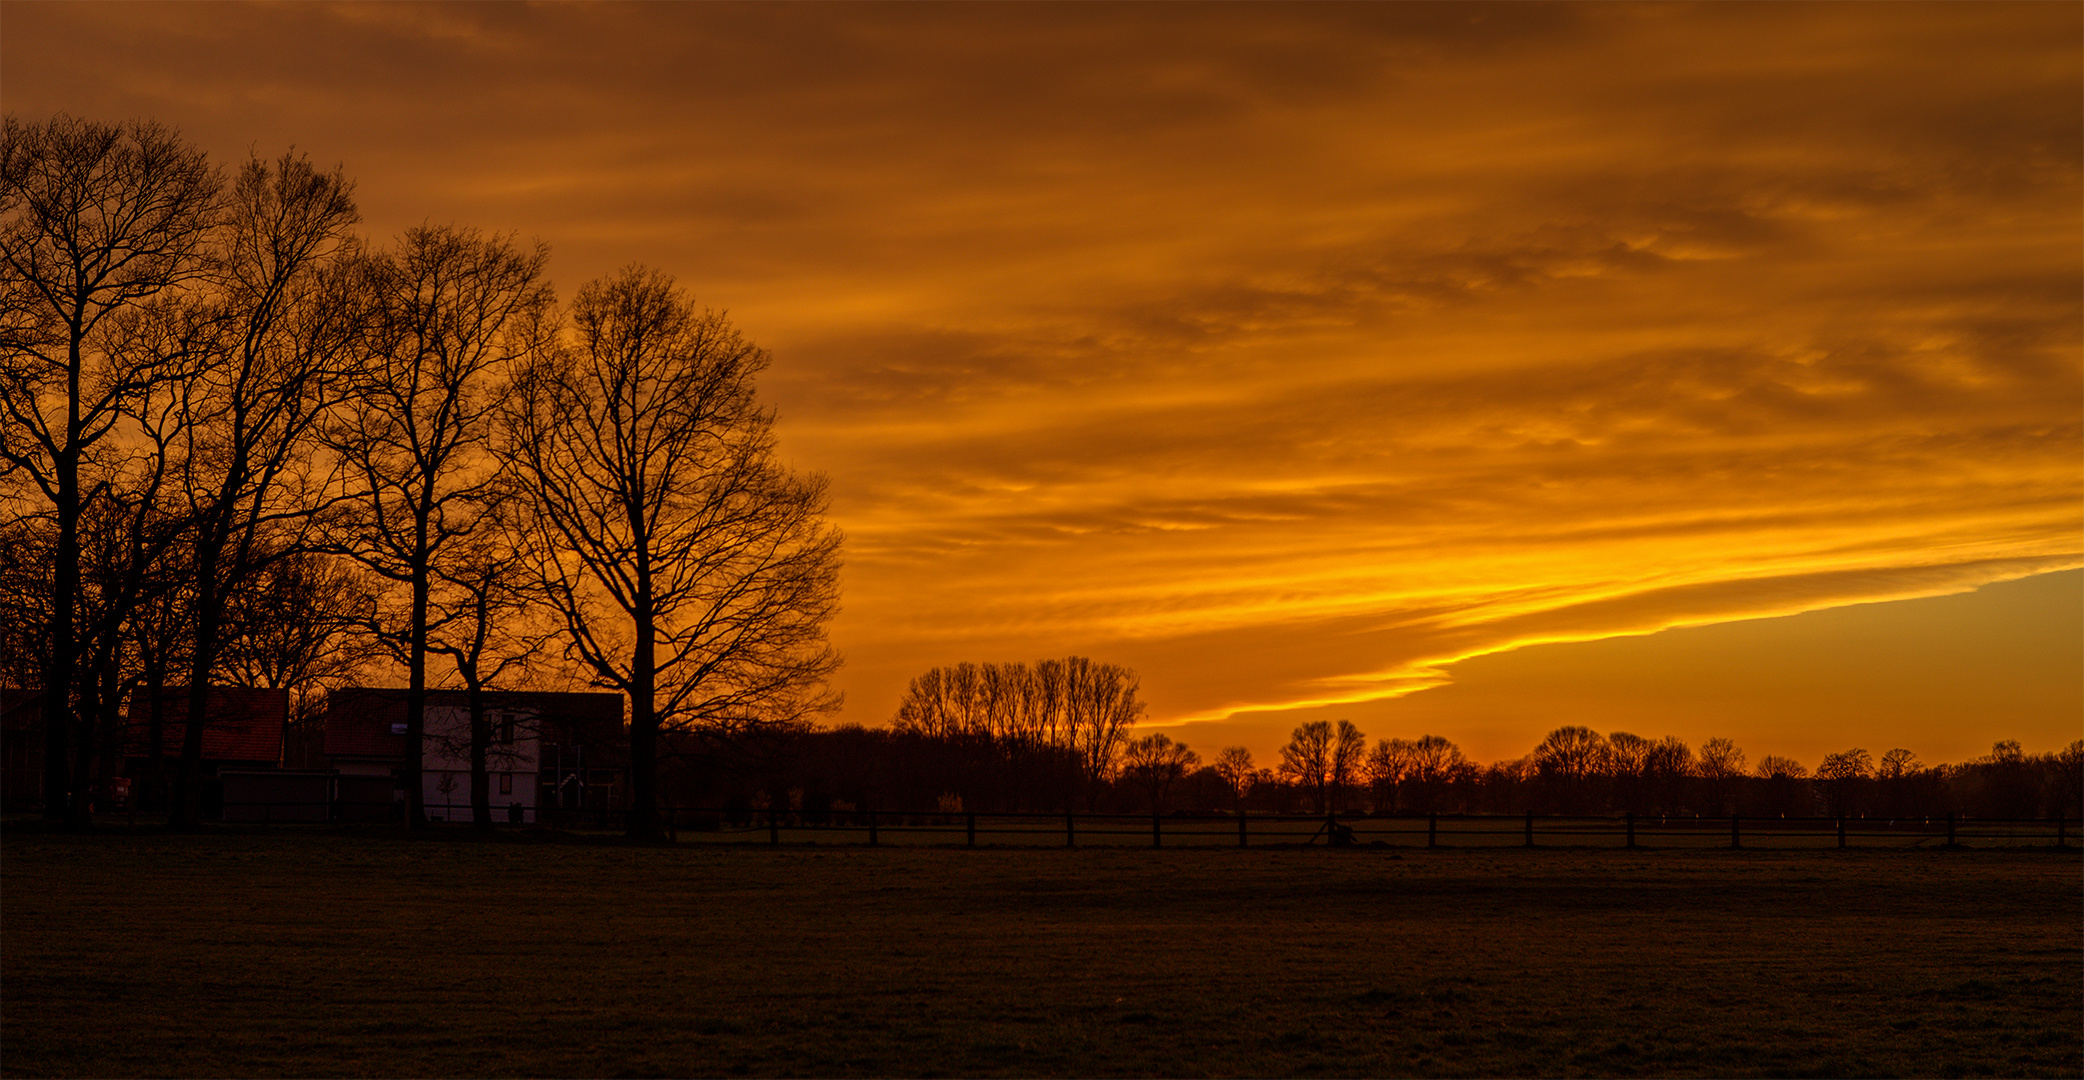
left=321, top=687, right=415, bottom=760
left=121, top=687, right=288, bottom=765
left=323, top=687, right=625, bottom=762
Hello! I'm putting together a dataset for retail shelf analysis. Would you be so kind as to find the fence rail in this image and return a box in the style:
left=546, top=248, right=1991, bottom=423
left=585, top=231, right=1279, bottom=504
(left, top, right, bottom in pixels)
left=210, top=799, right=2074, bottom=850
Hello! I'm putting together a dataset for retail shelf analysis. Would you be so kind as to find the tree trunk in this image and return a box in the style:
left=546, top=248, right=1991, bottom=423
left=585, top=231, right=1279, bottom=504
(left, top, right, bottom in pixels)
left=404, top=564, right=428, bottom=828
left=44, top=435, right=77, bottom=824
left=65, top=669, right=99, bottom=830
left=145, top=659, right=167, bottom=813
left=627, top=608, right=659, bottom=841
left=170, top=542, right=223, bottom=831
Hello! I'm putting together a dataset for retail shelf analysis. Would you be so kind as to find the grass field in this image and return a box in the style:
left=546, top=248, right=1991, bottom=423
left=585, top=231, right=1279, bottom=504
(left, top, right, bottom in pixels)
left=4, top=823, right=2078, bottom=1078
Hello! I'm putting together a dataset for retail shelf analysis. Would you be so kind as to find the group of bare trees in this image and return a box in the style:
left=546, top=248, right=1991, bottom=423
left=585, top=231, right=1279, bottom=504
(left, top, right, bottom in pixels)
left=1224, top=723, right=2084, bottom=820
left=753, top=685, right=2084, bottom=819
left=2, top=115, right=841, bottom=838
left=889, top=657, right=1143, bottom=806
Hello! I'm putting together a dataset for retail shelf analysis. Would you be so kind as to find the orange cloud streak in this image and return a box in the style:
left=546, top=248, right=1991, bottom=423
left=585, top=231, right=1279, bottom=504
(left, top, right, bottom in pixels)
left=7, top=2, right=2076, bottom=764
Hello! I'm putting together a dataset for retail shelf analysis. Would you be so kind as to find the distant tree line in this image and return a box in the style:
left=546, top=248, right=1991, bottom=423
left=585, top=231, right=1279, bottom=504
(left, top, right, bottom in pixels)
left=693, top=676, right=2084, bottom=822
left=1, top=114, right=840, bottom=838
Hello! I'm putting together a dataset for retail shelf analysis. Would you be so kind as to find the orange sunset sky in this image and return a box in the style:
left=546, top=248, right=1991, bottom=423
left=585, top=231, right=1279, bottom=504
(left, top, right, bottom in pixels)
left=6, top=2, right=2078, bottom=768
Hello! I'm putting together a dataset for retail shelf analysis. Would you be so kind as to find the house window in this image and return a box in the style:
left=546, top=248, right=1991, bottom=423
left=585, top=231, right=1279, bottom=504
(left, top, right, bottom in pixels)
left=496, top=715, right=515, bottom=745
left=499, top=772, right=513, bottom=796
left=390, top=722, right=408, bottom=736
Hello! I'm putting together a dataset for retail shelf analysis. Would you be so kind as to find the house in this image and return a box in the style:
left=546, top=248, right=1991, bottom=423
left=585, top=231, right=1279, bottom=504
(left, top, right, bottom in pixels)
left=320, top=688, right=625, bottom=824
left=1, top=688, right=46, bottom=811
left=120, top=686, right=290, bottom=768
left=119, top=687, right=290, bottom=818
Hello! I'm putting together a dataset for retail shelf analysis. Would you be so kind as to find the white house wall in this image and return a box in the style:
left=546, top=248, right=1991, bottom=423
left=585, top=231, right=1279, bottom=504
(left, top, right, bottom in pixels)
left=420, top=706, right=540, bottom=823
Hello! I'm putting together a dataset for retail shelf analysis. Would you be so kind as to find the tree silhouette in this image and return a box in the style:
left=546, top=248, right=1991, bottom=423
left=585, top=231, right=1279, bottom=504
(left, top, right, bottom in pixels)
left=1120, top=732, right=1198, bottom=812
left=1365, top=737, right=1414, bottom=813
left=1813, top=748, right=1873, bottom=817
left=1754, top=754, right=1810, bottom=817
left=1325, top=720, right=1366, bottom=813
left=1644, top=736, right=1694, bottom=813
left=890, top=655, right=1143, bottom=808
left=163, top=150, right=359, bottom=828
left=1534, top=725, right=1609, bottom=813
left=1607, top=731, right=1653, bottom=812
left=504, top=267, right=841, bottom=841
left=1404, top=734, right=1468, bottom=814
left=2055, top=741, right=2084, bottom=820
left=421, top=495, right=556, bottom=830
left=1, top=114, right=221, bottom=822
left=215, top=547, right=380, bottom=755
left=1279, top=721, right=1341, bottom=813
left=1213, top=745, right=1255, bottom=810
left=1697, top=736, right=1747, bottom=814
left=330, top=224, right=549, bottom=827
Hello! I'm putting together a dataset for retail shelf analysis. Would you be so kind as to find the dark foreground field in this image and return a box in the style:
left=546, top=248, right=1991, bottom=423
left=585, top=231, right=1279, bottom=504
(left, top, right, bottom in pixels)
left=4, top=826, right=2077, bottom=1078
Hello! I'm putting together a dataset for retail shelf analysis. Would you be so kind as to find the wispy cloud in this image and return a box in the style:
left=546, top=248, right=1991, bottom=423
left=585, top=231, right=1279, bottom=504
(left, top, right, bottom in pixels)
left=7, top=2, right=2075, bottom=755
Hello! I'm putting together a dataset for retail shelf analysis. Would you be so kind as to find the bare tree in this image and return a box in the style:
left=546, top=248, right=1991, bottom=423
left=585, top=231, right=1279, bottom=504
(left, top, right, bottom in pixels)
left=1607, top=731, right=1653, bottom=812
left=0, top=514, right=53, bottom=692
left=1404, top=734, right=1468, bottom=814
left=1536, top=725, right=1609, bottom=780
left=1213, top=745, right=1255, bottom=810
left=1755, top=755, right=1807, bottom=779
left=1534, top=725, right=1610, bottom=813
left=329, top=224, right=549, bottom=826
left=504, top=267, right=841, bottom=840
left=164, top=150, right=359, bottom=827
left=216, top=548, right=379, bottom=735
left=1060, top=656, right=1141, bottom=805
left=892, top=664, right=960, bottom=738
left=1877, top=747, right=1919, bottom=779
left=1365, top=737, right=1414, bottom=813
left=889, top=655, right=1142, bottom=809
left=0, top=114, right=221, bottom=821
left=1280, top=721, right=1335, bottom=813
left=1697, top=736, right=1746, bottom=814
left=1643, top=735, right=1694, bottom=811
left=2053, top=740, right=2083, bottom=820
left=1754, top=754, right=1811, bottom=817
left=1813, top=747, right=1872, bottom=818
left=66, top=472, right=194, bottom=821
left=422, top=493, right=555, bottom=830
left=1121, top=732, right=1198, bottom=812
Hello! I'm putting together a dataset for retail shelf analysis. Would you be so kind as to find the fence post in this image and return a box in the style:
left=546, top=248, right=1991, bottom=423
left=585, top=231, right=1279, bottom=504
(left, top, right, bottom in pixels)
left=868, top=809, right=878, bottom=847
left=1428, top=813, right=1438, bottom=849
left=769, top=809, right=779, bottom=846
left=966, top=811, right=976, bottom=848
left=1625, top=812, right=1635, bottom=849
left=1836, top=817, right=1845, bottom=849
left=1066, top=811, right=1076, bottom=848
left=1152, top=812, right=1162, bottom=849
left=1238, top=811, right=1248, bottom=848
left=1730, top=813, right=1740, bottom=849
left=1946, top=812, right=1956, bottom=846
left=2059, top=815, right=2067, bottom=849
left=1524, top=809, right=1534, bottom=848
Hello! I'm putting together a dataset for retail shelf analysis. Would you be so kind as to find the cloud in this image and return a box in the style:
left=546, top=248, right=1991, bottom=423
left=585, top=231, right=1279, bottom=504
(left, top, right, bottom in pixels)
left=5, top=2, right=2076, bottom=754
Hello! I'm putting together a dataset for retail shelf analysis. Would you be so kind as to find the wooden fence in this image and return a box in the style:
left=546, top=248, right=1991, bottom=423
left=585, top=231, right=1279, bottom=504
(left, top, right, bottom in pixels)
left=203, top=797, right=2074, bottom=849
left=651, top=808, right=2069, bottom=849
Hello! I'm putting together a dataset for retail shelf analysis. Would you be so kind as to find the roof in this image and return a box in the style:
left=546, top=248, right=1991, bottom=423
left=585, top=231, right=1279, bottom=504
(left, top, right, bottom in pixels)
left=121, top=687, right=288, bottom=765
left=322, top=687, right=625, bottom=762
